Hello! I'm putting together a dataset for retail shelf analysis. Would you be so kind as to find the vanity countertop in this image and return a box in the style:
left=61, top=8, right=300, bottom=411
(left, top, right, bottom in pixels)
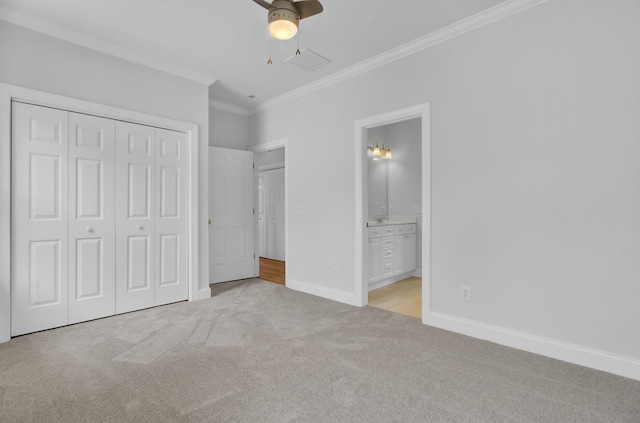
left=367, top=217, right=417, bottom=227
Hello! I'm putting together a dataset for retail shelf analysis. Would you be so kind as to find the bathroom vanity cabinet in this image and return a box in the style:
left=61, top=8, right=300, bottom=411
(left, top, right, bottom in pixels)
left=367, top=223, right=416, bottom=290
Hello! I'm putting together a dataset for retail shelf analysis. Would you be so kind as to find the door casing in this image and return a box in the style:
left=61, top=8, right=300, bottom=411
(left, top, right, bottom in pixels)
left=353, top=104, right=431, bottom=321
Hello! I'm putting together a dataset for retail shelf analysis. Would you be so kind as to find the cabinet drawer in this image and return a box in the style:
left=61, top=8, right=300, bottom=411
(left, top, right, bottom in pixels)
left=368, top=225, right=391, bottom=239
left=382, top=247, right=394, bottom=259
left=382, top=236, right=394, bottom=248
left=382, top=259, right=395, bottom=278
left=395, top=224, right=416, bottom=235
left=381, top=226, right=394, bottom=236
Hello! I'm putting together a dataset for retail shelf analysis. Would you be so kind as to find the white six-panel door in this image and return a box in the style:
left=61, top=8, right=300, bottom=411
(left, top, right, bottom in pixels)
left=265, top=168, right=285, bottom=261
left=209, top=147, right=256, bottom=283
left=68, top=112, right=116, bottom=324
left=154, top=128, right=188, bottom=305
left=11, top=103, right=69, bottom=335
left=115, top=122, right=156, bottom=314
left=258, top=173, right=266, bottom=258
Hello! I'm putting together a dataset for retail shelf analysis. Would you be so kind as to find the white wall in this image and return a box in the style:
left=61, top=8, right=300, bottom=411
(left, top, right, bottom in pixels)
left=249, top=0, right=640, bottom=365
left=0, top=21, right=211, bottom=292
left=209, top=106, right=249, bottom=149
left=386, top=118, right=422, bottom=271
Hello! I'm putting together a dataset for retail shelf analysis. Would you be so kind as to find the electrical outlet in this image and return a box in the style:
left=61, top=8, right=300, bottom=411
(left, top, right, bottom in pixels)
left=461, top=286, right=471, bottom=301
left=413, top=205, right=421, bottom=213
left=332, top=267, right=339, bottom=278
left=295, top=206, right=303, bottom=214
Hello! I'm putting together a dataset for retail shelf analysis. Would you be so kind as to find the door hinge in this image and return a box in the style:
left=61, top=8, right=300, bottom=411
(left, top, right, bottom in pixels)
left=254, top=254, right=256, bottom=259
left=253, top=208, right=255, bottom=214
left=253, top=163, right=255, bottom=169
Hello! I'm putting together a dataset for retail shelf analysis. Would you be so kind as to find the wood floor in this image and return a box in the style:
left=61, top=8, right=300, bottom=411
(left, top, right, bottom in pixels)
left=259, top=257, right=285, bottom=285
left=368, top=277, right=422, bottom=318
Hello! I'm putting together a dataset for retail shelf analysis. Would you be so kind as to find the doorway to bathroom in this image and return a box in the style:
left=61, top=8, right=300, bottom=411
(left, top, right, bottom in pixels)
left=354, top=104, right=430, bottom=322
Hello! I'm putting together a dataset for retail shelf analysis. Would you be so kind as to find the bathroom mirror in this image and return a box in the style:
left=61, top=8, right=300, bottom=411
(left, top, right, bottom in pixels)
left=368, top=157, right=388, bottom=218
left=366, top=117, right=421, bottom=220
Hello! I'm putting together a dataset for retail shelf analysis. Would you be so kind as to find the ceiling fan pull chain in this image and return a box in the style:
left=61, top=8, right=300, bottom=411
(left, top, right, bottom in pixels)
left=267, top=37, right=274, bottom=65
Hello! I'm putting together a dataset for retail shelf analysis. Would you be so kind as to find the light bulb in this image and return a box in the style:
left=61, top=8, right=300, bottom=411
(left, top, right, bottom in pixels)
left=372, top=143, right=381, bottom=157
left=269, top=19, right=298, bottom=40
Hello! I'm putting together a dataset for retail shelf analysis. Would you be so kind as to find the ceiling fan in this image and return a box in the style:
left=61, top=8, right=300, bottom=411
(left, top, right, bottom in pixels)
left=253, top=0, right=324, bottom=41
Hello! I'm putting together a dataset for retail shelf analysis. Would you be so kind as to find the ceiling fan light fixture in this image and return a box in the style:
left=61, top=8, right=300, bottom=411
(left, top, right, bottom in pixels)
left=268, top=8, right=299, bottom=40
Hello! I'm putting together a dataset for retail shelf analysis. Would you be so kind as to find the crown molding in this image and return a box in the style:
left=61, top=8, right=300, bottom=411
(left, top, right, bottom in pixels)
left=250, top=0, right=549, bottom=115
left=208, top=100, right=251, bottom=116
left=0, top=7, right=217, bottom=86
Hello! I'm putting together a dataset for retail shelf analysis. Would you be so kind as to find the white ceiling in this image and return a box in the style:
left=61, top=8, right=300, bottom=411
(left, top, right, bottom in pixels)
left=0, top=0, right=512, bottom=113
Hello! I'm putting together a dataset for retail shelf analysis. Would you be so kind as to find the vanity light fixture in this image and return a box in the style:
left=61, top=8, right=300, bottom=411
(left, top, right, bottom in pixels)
left=367, top=142, right=392, bottom=160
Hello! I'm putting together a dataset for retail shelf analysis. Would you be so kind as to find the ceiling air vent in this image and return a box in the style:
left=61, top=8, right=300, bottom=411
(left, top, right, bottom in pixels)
left=284, top=48, right=330, bottom=71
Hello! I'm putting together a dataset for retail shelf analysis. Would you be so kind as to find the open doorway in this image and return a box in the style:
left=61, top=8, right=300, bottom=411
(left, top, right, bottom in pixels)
left=365, top=118, right=423, bottom=318
left=251, top=140, right=288, bottom=286
left=256, top=148, right=285, bottom=285
left=354, top=104, right=430, bottom=323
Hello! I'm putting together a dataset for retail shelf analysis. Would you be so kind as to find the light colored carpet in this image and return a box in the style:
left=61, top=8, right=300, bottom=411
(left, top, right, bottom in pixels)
left=1, top=278, right=638, bottom=422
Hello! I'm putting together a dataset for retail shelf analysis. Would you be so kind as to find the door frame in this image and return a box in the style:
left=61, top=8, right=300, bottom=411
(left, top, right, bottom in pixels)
left=250, top=139, right=288, bottom=285
left=353, top=103, right=431, bottom=322
left=0, top=83, right=200, bottom=343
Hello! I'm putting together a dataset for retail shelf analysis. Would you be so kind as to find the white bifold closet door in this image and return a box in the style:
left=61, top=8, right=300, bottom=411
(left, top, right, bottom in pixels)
left=11, top=103, right=116, bottom=334
left=115, top=122, right=188, bottom=314
left=68, top=112, right=116, bottom=324
left=11, top=103, right=188, bottom=336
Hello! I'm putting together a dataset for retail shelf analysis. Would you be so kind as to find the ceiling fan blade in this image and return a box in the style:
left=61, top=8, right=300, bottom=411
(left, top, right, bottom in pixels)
left=294, top=0, right=323, bottom=19
left=253, top=0, right=274, bottom=10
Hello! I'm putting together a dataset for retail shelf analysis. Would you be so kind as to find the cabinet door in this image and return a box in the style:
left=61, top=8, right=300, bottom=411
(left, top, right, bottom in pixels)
left=11, top=103, right=69, bottom=336
left=395, top=235, right=406, bottom=275
left=368, top=238, right=383, bottom=284
left=405, top=234, right=417, bottom=272
left=154, top=128, right=189, bottom=306
left=68, top=112, right=116, bottom=324
left=395, top=234, right=417, bottom=275
left=115, top=122, right=155, bottom=314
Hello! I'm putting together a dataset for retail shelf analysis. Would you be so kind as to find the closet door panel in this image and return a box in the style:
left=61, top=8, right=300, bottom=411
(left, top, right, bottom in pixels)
left=154, top=128, right=188, bottom=305
left=116, top=122, right=155, bottom=313
left=11, top=103, right=69, bottom=336
left=68, top=113, right=116, bottom=324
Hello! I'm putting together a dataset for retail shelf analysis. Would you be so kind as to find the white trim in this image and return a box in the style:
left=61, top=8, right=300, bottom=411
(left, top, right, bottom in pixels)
left=250, top=139, right=288, bottom=284
left=251, top=0, right=548, bottom=115
left=354, top=103, right=431, bottom=308
left=0, top=86, right=11, bottom=343
left=287, top=279, right=360, bottom=307
left=0, top=83, right=200, bottom=343
left=198, top=287, right=211, bottom=300
left=425, top=312, right=640, bottom=382
left=257, top=162, right=285, bottom=172
left=208, top=100, right=251, bottom=117
left=0, top=9, right=216, bottom=86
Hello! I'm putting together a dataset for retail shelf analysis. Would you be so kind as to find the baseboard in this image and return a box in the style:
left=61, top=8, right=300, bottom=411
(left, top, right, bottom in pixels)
left=414, top=268, right=422, bottom=278
left=287, top=279, right=360, bottom=307
left=197, top=287, right=211, bottom=300
left=425, top=311, right=640, bottom=382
